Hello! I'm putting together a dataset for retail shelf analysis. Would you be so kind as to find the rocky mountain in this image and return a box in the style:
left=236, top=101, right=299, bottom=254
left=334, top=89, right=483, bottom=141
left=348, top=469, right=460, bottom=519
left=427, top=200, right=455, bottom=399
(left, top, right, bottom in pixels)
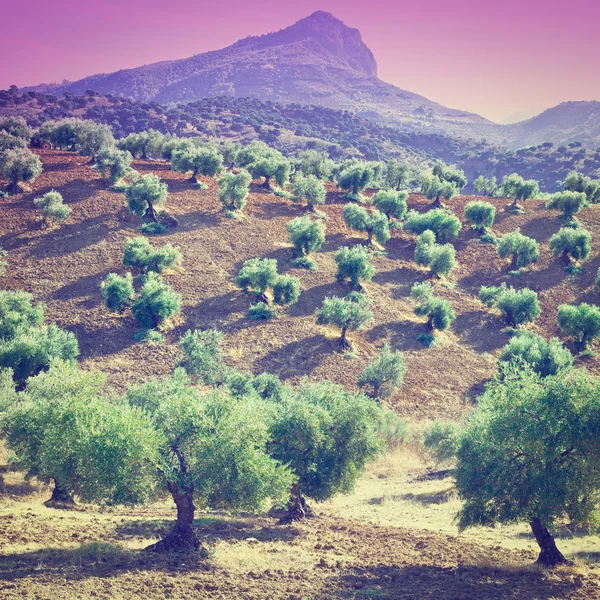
left=23, top=11, right=495, bottom=140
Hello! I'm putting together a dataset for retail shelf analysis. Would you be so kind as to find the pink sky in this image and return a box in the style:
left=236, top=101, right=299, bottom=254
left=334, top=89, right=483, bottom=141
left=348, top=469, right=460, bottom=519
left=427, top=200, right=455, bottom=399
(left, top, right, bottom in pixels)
left=2, top=0, right=599, bottom=123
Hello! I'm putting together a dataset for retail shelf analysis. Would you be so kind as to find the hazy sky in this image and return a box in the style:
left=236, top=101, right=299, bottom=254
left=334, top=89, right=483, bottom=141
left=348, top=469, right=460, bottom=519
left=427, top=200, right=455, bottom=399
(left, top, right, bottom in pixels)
left=2, top=0, right=599, bottom=123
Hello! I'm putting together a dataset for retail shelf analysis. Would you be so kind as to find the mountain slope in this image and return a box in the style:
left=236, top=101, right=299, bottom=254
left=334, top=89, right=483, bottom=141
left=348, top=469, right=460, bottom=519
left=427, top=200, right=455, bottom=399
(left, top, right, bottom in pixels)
left=24, top=11, right=495, bottom=140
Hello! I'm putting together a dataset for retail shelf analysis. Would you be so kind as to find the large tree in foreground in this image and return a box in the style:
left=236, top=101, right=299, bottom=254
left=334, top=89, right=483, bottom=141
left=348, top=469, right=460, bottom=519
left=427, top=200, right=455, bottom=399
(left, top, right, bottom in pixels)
left=455, top=367, right=600, bottom=566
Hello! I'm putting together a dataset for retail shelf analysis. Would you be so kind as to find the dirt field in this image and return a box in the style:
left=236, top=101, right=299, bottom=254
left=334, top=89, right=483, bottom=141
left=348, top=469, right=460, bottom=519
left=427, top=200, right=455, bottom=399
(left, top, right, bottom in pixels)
left=2, top=151, right=600, bottom=598
left=2, top=150, right=599, bottom=419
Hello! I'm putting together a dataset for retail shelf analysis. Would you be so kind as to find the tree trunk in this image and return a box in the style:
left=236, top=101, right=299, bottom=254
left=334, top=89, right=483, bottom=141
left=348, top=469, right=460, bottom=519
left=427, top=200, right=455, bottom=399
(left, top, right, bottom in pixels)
left=144, top=203, right=159, bottom=222
left=280, top=484, right=313, bottom=523
left=263, top=175, right=271, bottom=189
left=426, top=316, right=434, bottom=331
left=530, top=518, right=569, bottom=566
left=509, top=254, right=519, bottom=270
left=508, top=198, right=520, bottom=211
left=44, top=478, right=75, bottom=508
left=146, top=483, right=204, bottom=554
left=189, top=172, right=198, bottom=183
left=431, top=194, right=443, bottom=208
left=338, top=326, right=351, bottom=351
left=367, top=230, right=373, bottom=244
left=7, top=181, right=20, bottom=194
left=308, top=202, right=316, bottom=213
left=561, top=250, right=572, bottom=265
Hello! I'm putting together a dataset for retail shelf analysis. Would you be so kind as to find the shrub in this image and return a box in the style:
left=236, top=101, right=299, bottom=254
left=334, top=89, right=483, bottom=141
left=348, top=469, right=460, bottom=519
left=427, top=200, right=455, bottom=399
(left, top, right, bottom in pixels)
left=498, top=332, right=573, bottom=378
left=411, top=282, right=455, bottom=333
left=549, top=228, right=591, bottom=263
left=123, top=237, right=182, bottom=274
left=428, top=244, right=456, bottom=278
left=1, top=148, right=42, bottom=193
left=125, top=173, right=168, bottom=222
left=546, top=191, right=588, bottom=222
left=335, top=245, right=374, bottom=289
left=423, top=420, right=462, bottom=463
left=290, top=173, right=326, bottom=212
left=316, top=293, right=373, bottom=350
left=497, top=229, right=539, bottom=269
left=272, top=275, right=300, bottom=306
left=404, top=209, right=461, bottom=243
left=131, top=273, right=181, bottom=329
left=140, top=222, right=167, bottom=235
left=343, top=204, right=390, bottom=245
left=286, top=216, right=325, bottom=258
left=357, top=343, right=406, bottom=399
left=33, top=190, right=71, bottom=225
left=247, top=302, right=276, bottom=320
left=414, top=230, right=436, bottom=266
left=464, top=201, right=495, bottom=231
left=217, top=169, right=252, bottom=214
left=371, top=189, right=408, bottom=221
left=100, top=273, right=135, bottom=314
left=479, top=284, right=540, bottom=326
left=557, top=303, right=600, bottom=351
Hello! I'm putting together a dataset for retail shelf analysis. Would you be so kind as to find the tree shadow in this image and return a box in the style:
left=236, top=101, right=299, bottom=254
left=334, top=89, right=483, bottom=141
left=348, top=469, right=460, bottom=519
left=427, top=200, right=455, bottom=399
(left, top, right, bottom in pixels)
left=452, top=309, right=507, bottom=353
left=334, top=563, right=585, bottom=600
left=321, top=232, right=348, bottom=252
left=287, top=281, right=349, bottom=317
left=170, top=209, right=221, bottom=232
left=68, top=320, right=136, bottom=359
left=255, top=334, right=333, bottom=377
left=176, top=291, right=243, bottom=335
left=51, top=271, right=110, bottom=307
left=251, top=197, right=299, bottom=219
left=371, top=265, right=428, bottom=296
left=519, top=214, right=562, bottom=242
left=365, top=320, right=429, bottom=352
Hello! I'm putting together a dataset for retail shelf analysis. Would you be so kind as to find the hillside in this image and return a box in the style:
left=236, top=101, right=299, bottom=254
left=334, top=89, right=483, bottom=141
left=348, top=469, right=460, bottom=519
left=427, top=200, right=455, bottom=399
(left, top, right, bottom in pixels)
left=3, top=150, right=600, bottom=419
left=3, top=91, right=600, bottom=192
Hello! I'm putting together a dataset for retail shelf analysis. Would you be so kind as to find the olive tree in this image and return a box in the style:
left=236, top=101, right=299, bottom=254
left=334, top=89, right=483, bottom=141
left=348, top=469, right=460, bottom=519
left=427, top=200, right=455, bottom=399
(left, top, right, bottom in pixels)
left=237, top=141, right=290, bottom=189
left=0, top=116, right=32, bottom=142
left=464, top=201, right=495, bottom=232
left=1, top=148, right=42, bottom=193
left=75, top=121, right=114, bottom=161
left=335, top=245, right=374, bottom=289
left=125, top=173, right=168, bottom=222
left=500, top=173, right=539, bottom=211
left=337, top=164, right=376, bottom=200
left=269, top=381, right=383, bottom=521
left=286, top=216, right=325, bottom=269
left=100, top=273, right=135, bottom=314
left=497, top=229, right=539, bottom=270
left=130, top=273, right=181, bottom=330
left=178, top=328, right=228, bottom=387
left=217, top=169, right=252, bottom=216
left=290, top=173, right=326, bottom=212
left=116, top=130, right=166, bottom=159
left=404, top=208, right=461, bottom=243
left=316, top=293, right=373, bottom=350
left=33, top=190, right=71, bottom=226
left=411, top=282, right=455, bottom=333
left=0, top=130, right=27, bottom=154
left=414, top=230, right=456, bottom=278
left=479, top=284, right=540, bottom=327
left=1, top=360, right=159, bottom=507
left=557, top=303, right=600, bottom=351
left=420, top=173, right=458, bottom=208
left=385, top=159, right=412, bottom=191
left=297, top=150, right=333, bottom=180
left=357, top=343, right=406, bottom=399
left=171, top=146, right=223, bottom=182
left=343, top=204, right=390, bottom=245
left=123, top=237, right=182, bottom=274
left=93, top=148, right=132, bottom=184
left=549, top=228, right=591, bottom=264
left=455, top=367, right=600, bottom=566
left=498, top=332, right=573, bottom=378
left=0, top=291, right=79, bottom=387
left=546, top=191, right=588, bottom=223
left=219, top=141, right=241, bottom=170
left=473, top=175, right=497, bottom=197
left=371, top=189, right=408, bottom=222
left=563, top=171, right=600, bottom=204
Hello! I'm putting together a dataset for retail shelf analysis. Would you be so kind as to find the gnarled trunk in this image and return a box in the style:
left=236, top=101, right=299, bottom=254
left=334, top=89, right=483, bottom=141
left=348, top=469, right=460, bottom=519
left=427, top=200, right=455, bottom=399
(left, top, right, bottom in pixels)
left=530, top=518, right=569, bottom=566
left=44, top=478, right=75, bottom=508
left=263, top=175, right=272, bottom=189
left=189, top=172, right=198, bottom=183
left=426, top=316, right=434, bottom=331
left=561, top=250, right=572, bottom=265
left=280, top=484, right=313, bottom=523
left=431, top=194, right=443, bottom=209
left=338, top=326, right=351, bottom=351
left=144, top=203, right=159, bottom=222
left=146, top=482, right=204, bottom=554
left=508, top=198, right=520, bottom=211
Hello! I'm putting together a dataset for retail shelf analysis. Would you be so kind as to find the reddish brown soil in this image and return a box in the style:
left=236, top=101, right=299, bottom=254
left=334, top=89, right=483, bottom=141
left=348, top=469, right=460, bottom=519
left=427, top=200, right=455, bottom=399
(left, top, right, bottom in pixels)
left=1, top=150, right=600, bottom=419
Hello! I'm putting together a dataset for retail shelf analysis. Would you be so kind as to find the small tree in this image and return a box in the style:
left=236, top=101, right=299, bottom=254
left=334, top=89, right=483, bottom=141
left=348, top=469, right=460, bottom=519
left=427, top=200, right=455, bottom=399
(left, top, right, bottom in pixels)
left=125, top=173, right=168, bottom=222
left=479, top=285, right=540, bottom=327
left=546, top=191, right=588, bottom=223
left=464, top=201, right=495, bottom=232
left=335, top=245, right=374, bottom=289
left=131, top=272, right=181, bottom=330
left=337, top=164, right=376, bottom=200
left=0, top=130, right=27, bottom=154
left=171, top=146, right=223, bottom=182
left=269, top=380, right=383, bottom=521
left=343, top=204, right=390, bottom=245
left=497, top=229, right=539, bottom=270
left=101, top=273, right=135, bottom=314
left=33, top=190, right=71, bottom=226
left=179, top=329, right=228, bottom=386
left=286, top=216, right=325, bottom=269
left=316, top=293, right=373, bottom=350
left=0, top=116, right=32, bottom=142
left=273, top=275, right=301, bottom=307
left=75, top=121, right=114, bottom=161
left=237, top=141, right=290, bottom=189
left=414, top=230, right=436, bottom=267
left=297, top=150, right=333, bottom=180
left=557, top=303, right=600, bottom=351
left=549, top=228, right=591, bottom=264
left=455, top=367, right=600, bottom=566
left=473, top=175, right=497, bottom=197
left=93, top=148, right=132, bottom=184
left=385, top=159, right=412, bottom=191
left=563, top=171, right=600, bottom=203
left=123, top=237, right=182, bottom=274
left=404, top=208, right=461, bottom=243
left=1, top=148, right=42, bottom=193
left=1, top=360, right=159, bottom=507
left=420, top=173, right=458, bottom=208
left=117, top=130, right=165, bottom=159
left=498, top=332, right=573, bottom=378
left=219, top=141, right=241, bottom=170
left=500, top=173, right=539, bottom=211
left=217, top=169, right=252, bottom=216
left=411, top=282, right=455, bottom=333
left=290, top=173, right=326, bottom=212
left=371, top=189, right=408, bottom=222
left=357, top=343, right=406, bottom=399
left=428, top=244, right=456, bottom=278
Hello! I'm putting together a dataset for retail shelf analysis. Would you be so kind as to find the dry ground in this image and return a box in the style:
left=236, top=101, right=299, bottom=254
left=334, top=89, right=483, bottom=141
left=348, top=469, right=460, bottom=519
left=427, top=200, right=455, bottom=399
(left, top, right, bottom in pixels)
left=2, top=150, right=600, bottom=419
